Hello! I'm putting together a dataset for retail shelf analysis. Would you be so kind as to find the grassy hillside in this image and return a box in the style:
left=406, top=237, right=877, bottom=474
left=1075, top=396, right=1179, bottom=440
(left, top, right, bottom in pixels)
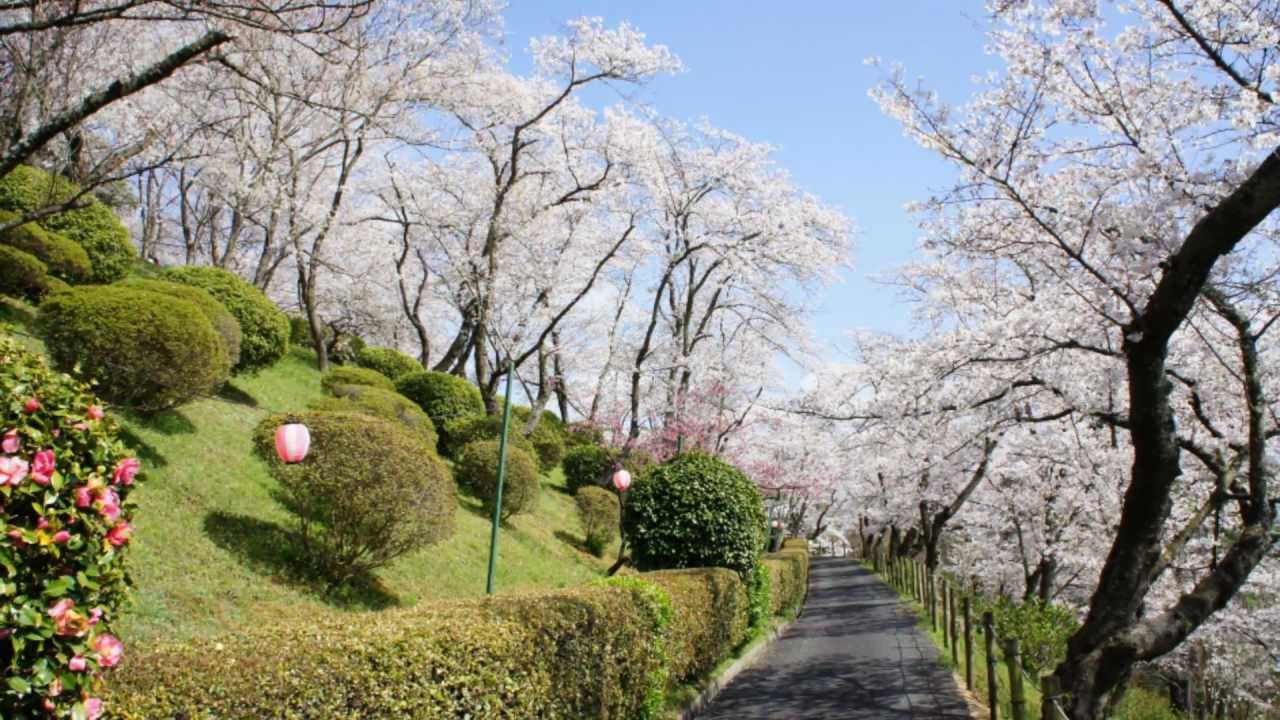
left=1, top=297, right=614, bottom=644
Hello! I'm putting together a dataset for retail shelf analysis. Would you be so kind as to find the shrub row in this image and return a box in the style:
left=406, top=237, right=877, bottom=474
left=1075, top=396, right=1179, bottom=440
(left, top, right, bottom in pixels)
left=644, top=568, right=750, bottom=690
left=762, top=547, right=809, bottom=617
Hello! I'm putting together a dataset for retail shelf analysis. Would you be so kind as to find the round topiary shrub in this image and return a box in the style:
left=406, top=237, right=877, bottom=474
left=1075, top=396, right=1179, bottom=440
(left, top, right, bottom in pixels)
left=0, top=334, right=143, bottom=718
left=0, top=165, right=136, bottom=283
left=395, top=370, right=484, bottom=433
left=456, top=439, right=540, bottom=522
left=254, top=410, right=455, bottom=588
left=623, top=451, right=767, bottom=577
left=576, top=485, right=620, bottom=557
left=311, top=384, right=438, bottom=450
left=563, top=444, right=615, bottom=494
left=438, top=414, right=536, bottom=461
left=320, top=366, right=395, bottom=395
left=117, top=279, right=242, bottom=370
left=0, top=209, right=91, bottom=283
left=526, top=419, right=565, bottom=472
left=355, top=346, right=423, bottom=381
left=162, top=266, right=289, bottom=373
left=0, top=245, right=60, bottom=302
left=37, top=285, right=230, bottom=412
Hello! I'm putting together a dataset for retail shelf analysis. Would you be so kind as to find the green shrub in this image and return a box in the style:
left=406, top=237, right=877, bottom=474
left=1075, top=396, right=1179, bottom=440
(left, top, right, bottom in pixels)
left=762, top=549, right=808, bottom=616
left=395, top=370, right=485, bottom=431
left=311, top=384, right=438, bottom=450
left=623, top=451, right=767, bottom=577
left=104, top=582, right=670, bottom=720
left=456, top=439, right=540, bottom=522
left=644, top=568, right=750, bottom=689
left=162, top=266, right=289, bottom=373
left=0, top=208, right=91, bottom=282
left=977, top=595, right=1079, bottom=675
left=0, top=245, right=59, bottom=302
left=438, top=414, right=535, bottom=461
left=746, top=562, right=772, bottom=633
left=563, top=444, right=615, bottom=493
left=0, top=335, right=144, bottom=718
left=288, top=314, right=310, bottom=345
left=1112, top=686, right=1183, bottom=720
left=565, top=420, right=605, bottom=447
left=355, top=346, right=423, bottom=381
left=117, top=279, right=242, bottom=369
left=0, top=165, right=135, bottom=283
left=321, top=365, right=395, bottom=394
left=527, top=419, right=565, bottom=472
left=781, top=537, right=809, bottom=552
left=575, top=486, right=620, bottom=557
left=37, top=285, right=230, bottom=411
left=254, top=411, right=455, bottom=588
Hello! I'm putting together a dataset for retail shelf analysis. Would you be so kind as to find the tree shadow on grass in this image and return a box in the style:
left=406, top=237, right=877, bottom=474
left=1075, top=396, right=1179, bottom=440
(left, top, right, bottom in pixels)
left=553, top=529, right=590, bottom=554
left=123, top=408, right=196, bottom=436
left=116, top=427, right=168, bottom=468
left=216, top=381, right=259, bottom=408
left=202, top=510, right=400, bottom=611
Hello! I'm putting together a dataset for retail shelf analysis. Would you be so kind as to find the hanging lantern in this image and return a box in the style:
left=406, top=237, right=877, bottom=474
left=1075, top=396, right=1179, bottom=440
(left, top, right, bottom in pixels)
left=274, top=423, right=311, bottom=464
left=611, top=468, right=632, bottom=492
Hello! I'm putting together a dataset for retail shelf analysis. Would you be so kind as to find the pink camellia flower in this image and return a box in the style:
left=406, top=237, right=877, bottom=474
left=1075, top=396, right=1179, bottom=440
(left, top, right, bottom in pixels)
left=48, top=599, right=74, bottom=621
left=106, top=522, right=132, bottom=547
left=52, top=530, right=71, bottom=544
left=68, top=655, right=87, bottom=672
left=72, top=422, right=88, bottom=432
left=0, top=456, right=28, bottom=486
left=0, top=628, right=12, bottom=639
left=111, top=458, right=140, bottom=487
left=93, top=634, right=123, bottom=668
left=87, top=406, right=104, bottom=421
left=22, top=397, right=40, bottom=413
left=88, top=608, right=103, bottom=626
left=6, top=529, right=22, bottom=543
left=84, top=697, right=103, bottom=720
left=75, top=486, right=94, bottom=508
left=98, top=488, right=121, bottom=522
left=43, top=698, right=56, bottom=713
left=31, top=449, right=55, bottom=485
left=1, top=429, right=17, bottom=454
left=36, top=517, right=49, bottom=530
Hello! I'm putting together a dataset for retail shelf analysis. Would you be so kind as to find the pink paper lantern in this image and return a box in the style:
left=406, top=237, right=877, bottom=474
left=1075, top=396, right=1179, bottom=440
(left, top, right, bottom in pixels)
left=611, top=468, right=632, bottom=492
left=274, top=423, right=311, bottom=464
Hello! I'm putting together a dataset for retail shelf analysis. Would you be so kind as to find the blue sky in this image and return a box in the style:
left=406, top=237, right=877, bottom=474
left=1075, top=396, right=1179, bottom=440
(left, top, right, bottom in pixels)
left=501, top=2, right=997, bottom=352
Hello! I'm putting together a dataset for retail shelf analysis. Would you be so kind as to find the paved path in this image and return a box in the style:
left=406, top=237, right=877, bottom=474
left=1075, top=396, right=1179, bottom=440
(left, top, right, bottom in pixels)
left=697, top=557, right=971, bottom=719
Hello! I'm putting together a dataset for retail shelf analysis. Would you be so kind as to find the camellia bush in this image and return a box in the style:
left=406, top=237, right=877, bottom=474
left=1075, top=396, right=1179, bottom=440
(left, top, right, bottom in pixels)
left=623, top=451, right=767, bottom=577
left=0, top=334, right=142, bottom=719
left=162, top=266, right=289, bottom=373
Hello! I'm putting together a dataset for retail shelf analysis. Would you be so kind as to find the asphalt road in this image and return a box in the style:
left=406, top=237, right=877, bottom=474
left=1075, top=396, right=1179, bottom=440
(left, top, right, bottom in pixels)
left=696, top=557, right=971, bottom=719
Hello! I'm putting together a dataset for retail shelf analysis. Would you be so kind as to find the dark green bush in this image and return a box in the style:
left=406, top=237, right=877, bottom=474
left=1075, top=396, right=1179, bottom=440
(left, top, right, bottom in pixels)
left=623, top=451, right=767, bottom=577
left=564, top=444, right=615, bottom=493
left=117, top=279, right=242, bottom=369
left=575, top=485, right=620, bottom=557
left=565, top=420, right=605, bottom=447
left=254, top=410, right=455, bottom=588
left=0, top=165, right=135, bottom=282
left=456, top=439, right=540, bottom=522
left=162, top=265, right=289, bottom=373
left=311, top=384, right=438, bottom=450
left=762, top=548, right=808, bottom=616
left=37, top=285, right=230, bottom=411
left=288, top=314, right=310, bottom=345
left=644, top=568, right=750, bottom=689
left=527, top=420, right=565, bottom=472
left=0, top=208, right=91, bottom=282
left=321, top=365, right=395, bottom=394
left=439, top=414, right=536, bottom=460
left=395, top=370, right=485, bottom=430
left=355, top=346, right=423, bottom=381
left=103, top=582, right=671, bottom=720
left=0, top=245, right=59, bottom=302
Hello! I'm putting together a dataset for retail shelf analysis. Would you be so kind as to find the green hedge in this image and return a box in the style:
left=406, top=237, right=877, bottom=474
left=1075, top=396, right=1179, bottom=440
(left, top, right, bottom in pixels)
left=321, top=365, right=395, bottom=394
left=104, top=582, right=671, bottom=720
left=0, top=209, right=91, bottom=282
left=0, top=245, right=62, bottom=302
left=644, top=568, right=750, bottom=689
left=395, top=370, right=485, bottom=434
left=312, top=384, right=438, bottom=451
left=355, top=346, right=423, bottom=381
left=162, top=266, right=289, bottom=373
left=117, top=279, right=243, bottom=370
left=456, top=439, right=540, bottom=522
left=439, top=413, right=535, bottom=460
left=762, top=548, right=809, bottom=616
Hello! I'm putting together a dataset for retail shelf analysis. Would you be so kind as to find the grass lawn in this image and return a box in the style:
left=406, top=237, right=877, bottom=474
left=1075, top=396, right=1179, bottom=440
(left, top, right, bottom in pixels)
left=3, top=297, right=616, bottom=644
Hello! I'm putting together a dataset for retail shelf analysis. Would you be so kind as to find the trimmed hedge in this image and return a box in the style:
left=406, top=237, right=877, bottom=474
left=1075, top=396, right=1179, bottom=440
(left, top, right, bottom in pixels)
left=0, top=208, right=91, bottom=282
left=0, top=245, right=61, bottom=302
left=563, top=444, right=614, bottom=493
left=762, top=548, right=809, bottom=616
left=456, top=439, right=540, bottom=522
left=312, top=384, right=438, bottom=451
left=0, top=165, right=136, bottom=283
left=103, top=582, right=672, bottom=720
left=644, top=568, right=750, bottom=689
left=575, top=485, right=620, bottom=557
left=439, top=414, right=535, bottom=461
left=624, top=451, right=767, bottom=577
left=162, top=266, right=289, bottom=373
left=321, top=365, right=395, bottom=394
left=355, top=346, right=423, bottom=381
left=117, top=279, right=243, bottom=370
left=395, top=370, right=484, bottom=434
left=526, top=419, right=565, bottom=472
left=37, top=285, right=231, bottom=411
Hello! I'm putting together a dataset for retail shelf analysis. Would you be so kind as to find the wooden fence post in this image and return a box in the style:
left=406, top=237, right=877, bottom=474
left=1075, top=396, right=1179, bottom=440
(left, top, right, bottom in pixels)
left=984, top=611, right=998, bottom=720
left=1007, top=638, right=1027, bottom=720
left=1040, top=674, right=1060, bottom=720
left=950, top=582, right=959, bottom=666
left=941, top=579, right=949, bottom=649
left=929, top=572, right=938, bottom=632
left=964, top=595, right=974, bottom=690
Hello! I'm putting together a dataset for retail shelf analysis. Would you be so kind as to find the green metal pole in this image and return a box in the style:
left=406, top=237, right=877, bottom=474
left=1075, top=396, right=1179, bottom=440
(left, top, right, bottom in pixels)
left=485, top=361, right=516, bottom=595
